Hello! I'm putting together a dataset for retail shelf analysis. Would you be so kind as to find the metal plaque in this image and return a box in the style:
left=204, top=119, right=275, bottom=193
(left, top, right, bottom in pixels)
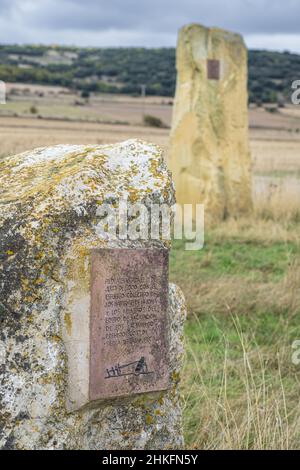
left=207, top=59, right=220, bottom=80
left=89, top=248, right=169, bottom=400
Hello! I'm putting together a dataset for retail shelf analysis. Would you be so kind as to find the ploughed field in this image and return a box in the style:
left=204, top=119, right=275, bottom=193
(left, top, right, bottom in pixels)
left=1, top=88, right=300, bottom=449
left=1, top=86, right=300, bottom=204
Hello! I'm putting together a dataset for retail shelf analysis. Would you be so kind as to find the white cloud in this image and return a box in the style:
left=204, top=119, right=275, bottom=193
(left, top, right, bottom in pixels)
left=245, top=34, right=300, bottom=54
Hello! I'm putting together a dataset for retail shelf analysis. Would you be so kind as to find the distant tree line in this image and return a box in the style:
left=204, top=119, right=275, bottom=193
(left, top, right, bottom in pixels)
left=0, top=44, right=299, bottom=103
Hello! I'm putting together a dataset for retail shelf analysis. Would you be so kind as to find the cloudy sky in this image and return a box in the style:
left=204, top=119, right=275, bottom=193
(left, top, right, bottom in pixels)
left=0, top=0, right=300, bottom=52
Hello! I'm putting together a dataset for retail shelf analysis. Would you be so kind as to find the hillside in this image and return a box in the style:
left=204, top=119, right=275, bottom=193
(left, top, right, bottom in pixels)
left=0, top=45, right=299, bottom=102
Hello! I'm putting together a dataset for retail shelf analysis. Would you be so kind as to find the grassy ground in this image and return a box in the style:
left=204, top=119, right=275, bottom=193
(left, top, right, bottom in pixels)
left=170, top=214, right=300, bottom=449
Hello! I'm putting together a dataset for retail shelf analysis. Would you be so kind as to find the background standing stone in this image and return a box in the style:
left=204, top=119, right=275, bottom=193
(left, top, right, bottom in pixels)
left=0, top=140, right=186, bottom=450
left=169, top=23, right=253, bottom=221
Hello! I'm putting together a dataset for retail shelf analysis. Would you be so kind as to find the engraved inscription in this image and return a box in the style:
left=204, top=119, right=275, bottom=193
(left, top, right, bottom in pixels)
left=89, top=249, right=169, bottom=400
left=105, top=357, right=153, bottom=379
left=104, top=274, right=162, bottom=346
left=207, top=59, right=220, bottom=80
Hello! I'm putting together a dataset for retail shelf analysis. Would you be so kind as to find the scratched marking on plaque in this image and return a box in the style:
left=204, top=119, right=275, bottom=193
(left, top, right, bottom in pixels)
left=105, top=356, right=154, bottom=379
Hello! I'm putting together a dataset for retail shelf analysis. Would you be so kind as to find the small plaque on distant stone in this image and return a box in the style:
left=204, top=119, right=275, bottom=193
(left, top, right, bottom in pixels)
left=89, top=249, right=169, bottom=400
left=207, top=59, right=220, bottom=80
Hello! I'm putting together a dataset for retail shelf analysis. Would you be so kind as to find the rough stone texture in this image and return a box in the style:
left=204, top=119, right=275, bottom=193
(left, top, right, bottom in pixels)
left=169, top=24, right=253, bottom=221
left=0, top=140, right=187, bottom=450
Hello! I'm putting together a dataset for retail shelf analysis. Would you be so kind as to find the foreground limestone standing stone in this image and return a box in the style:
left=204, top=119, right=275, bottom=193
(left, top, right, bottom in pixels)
left=0, top=140, right=186, bottom=450
left=169, top=24, right=252, bottom=220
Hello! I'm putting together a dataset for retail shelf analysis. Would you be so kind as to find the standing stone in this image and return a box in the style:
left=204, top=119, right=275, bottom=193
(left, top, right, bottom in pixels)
left=0, top=80, right=5, bottom=104
left=0, top=140, right=186, bottom=450
left=169, top=24, right=252, bottom=221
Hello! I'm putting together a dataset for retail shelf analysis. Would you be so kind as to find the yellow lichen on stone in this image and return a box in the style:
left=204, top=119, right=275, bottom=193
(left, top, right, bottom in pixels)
left=0, top=139, right=185, bottom=451
left=145, top=414, right=153, bottom=425
left=64, top=312, right=72, bottom=336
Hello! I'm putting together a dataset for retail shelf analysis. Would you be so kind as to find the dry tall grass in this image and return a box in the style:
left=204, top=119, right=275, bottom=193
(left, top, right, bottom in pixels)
left=172, top=189, right=300, bottom=450
left=182, top=313, right=300, bottom=449
left=254, top=183, right=300, bottom=223
left=179, top=254, right=300, bottom=449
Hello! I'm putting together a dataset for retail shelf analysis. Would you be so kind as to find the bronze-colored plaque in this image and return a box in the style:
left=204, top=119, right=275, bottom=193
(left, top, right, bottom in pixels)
left=207, top=59, right=220, bottom=80
left=89, top=248, right=169, bottom=401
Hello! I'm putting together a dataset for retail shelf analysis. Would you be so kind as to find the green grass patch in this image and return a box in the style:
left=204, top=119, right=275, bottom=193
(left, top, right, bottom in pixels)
left=170, top=225, right=300, bottom=449
left=182, top=313, right=300, bottom=449
left=170, top=236, right=299, bottom=282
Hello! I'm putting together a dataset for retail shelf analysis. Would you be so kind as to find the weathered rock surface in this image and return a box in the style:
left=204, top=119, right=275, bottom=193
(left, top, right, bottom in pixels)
left=169, top=24, right=253, bottom=221
left=0, top=140, right=186, bottom=450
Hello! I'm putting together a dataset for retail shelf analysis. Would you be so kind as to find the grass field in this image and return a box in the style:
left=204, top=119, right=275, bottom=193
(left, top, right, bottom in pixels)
left=1, top=88, right=300, bottom=449
left=170, top=215, right=300, bottom=449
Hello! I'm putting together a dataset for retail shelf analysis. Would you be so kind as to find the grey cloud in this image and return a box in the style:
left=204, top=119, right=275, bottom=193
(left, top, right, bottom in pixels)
left=0, top=0, right=15, bottom=13
left=0, top=0, right=300, bottom=49
left=13, top=0, right=300, bottom=35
